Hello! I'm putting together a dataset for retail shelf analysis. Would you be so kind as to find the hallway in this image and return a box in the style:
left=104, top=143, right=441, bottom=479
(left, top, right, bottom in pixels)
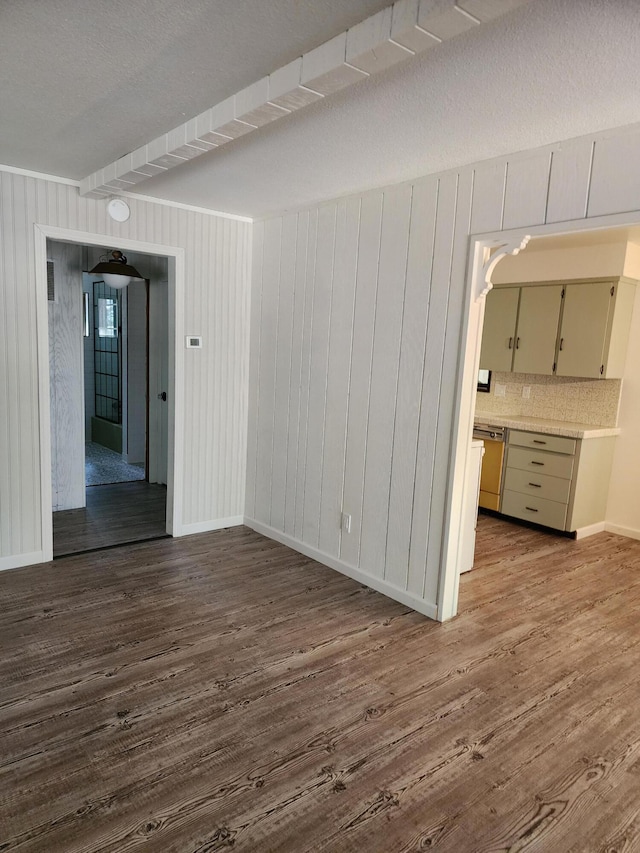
left=53, top=481, right=167, bottom=557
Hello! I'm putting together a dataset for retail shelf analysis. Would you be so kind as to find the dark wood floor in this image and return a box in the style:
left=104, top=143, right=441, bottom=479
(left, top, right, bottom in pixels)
left=2, top=516, right=640, bottom=852
left=53, top=481, right=168, bottom=557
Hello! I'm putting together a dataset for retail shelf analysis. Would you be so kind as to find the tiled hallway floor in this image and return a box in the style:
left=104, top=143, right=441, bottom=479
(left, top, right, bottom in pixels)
left=85, top=441, right=145, bottom=486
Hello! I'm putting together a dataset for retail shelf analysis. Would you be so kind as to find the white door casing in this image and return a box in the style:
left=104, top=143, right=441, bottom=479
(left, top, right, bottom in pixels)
left=148, top=280, right=169, bottom=485
left=35, top=225, right=185, bottom=560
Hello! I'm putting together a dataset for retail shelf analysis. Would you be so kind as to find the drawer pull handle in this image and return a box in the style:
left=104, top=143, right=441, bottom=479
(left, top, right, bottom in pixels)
left=516, top=337, right=520, bottom=349
left=531, top=461, right=544, bottom=466
left=508, top=336, right=513, bottom=349
left=525, top=506, right=539, bottom=512
left=533, top=439, right=547, bottom=445
left=528, top=482, right=542, bottom=488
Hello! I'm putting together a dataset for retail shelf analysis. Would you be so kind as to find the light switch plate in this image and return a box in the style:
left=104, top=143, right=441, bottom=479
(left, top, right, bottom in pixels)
left=495, top=383, right=506, bottom=397
left=186, top=335, right=202, bottom=348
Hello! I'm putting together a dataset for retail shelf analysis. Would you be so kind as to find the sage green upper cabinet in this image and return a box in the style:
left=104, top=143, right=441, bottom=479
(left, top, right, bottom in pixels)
left=556, top=279, right=636, bottom=379
left=512, top=285, right=563, bottom=375
left=479, top=286, right=519, bottom=372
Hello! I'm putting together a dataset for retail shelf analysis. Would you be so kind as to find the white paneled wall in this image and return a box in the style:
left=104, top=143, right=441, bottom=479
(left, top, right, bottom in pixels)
left=0, top=172, right=251, bottom=569
left=246, top=123, right=640, bottom=620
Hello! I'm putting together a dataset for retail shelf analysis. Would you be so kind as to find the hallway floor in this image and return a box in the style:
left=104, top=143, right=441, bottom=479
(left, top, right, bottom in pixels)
left=53, top=481, right=167, bottom=557
left=85, top=441, right=145, bottom=486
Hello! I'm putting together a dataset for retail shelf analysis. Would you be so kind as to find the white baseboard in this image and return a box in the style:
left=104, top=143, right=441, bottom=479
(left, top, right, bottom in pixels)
left=604, top=523, right=640, bottom=541
left=574, top=522, right=606, bottom=540
left=0, top=551, right=46, bottom=572
left=244, top=517, right=439, bottom=621
left=177, top=515, right=244, bottom=536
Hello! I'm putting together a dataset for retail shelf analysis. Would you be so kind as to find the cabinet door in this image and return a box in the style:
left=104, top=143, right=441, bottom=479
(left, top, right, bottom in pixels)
left=479, top=287, right=519, bottom=372
left=512, top=285, right=562, bottom=375
left=556, top=282, right=612, bottom=378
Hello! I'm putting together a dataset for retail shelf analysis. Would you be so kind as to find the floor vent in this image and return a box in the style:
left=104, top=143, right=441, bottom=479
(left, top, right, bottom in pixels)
left=47, top=260, right=55, bottom=301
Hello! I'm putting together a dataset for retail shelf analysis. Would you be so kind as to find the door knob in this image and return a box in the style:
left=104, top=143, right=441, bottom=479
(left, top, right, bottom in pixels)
left=158, top=391, right=167, bottom=401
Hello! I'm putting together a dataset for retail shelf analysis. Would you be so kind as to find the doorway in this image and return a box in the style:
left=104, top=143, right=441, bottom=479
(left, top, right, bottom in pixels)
left=43, top=235, right=177, bottom=558
left=441, top=219, right=640, bottom=621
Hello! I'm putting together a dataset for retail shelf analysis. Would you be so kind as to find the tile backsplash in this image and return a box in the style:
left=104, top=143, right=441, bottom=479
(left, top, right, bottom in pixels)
left=476, top=372, right=622, bottom=426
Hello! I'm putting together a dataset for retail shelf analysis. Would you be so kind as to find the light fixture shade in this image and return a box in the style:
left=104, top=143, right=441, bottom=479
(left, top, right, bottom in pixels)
left=102, top=273, right=132, bottom=289
left=89, top=250, right=143, bottom=289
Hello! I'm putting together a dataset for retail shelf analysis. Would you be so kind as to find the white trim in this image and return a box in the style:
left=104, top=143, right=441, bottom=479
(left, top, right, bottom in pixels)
left=0, top=163, right=252, bottom=221
left=245, top=517, right=439, bottom=621
left=120, top=190, right=253, bottom=223
left=605, top=523, right=640, bottom=541
left=574, top=522, right=606, bottom=540
left=0, top=163, right=81, bottom=186
left=34, top=225, right=185, bottom=558
left=0, top=552, right=46, bottom=572
left=178, top=516, right=244, bottom=536
left=439, top=207, right=640, bottom=622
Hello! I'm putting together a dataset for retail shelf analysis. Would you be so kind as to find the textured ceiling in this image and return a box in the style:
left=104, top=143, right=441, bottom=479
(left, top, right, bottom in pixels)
left=0, top=0, right=391, bottom=178
left=3, top=0, right=640, bottom=218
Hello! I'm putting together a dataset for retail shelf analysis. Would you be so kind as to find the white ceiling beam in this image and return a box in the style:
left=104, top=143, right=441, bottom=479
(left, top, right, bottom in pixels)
left=80, top=0, right=531, bottom=199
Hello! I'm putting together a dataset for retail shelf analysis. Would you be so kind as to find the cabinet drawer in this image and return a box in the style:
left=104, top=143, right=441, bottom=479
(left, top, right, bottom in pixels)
left=501, top=489, right=568, bottom=530
left=508, top=430, right=576, bottom=455
left=506, top=446, right=575, bottom=480
left=503, top=467, right=571, bottom=504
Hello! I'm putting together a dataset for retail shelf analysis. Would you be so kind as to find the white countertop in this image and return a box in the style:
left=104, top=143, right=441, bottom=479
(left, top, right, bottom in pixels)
left=474, top=412, right=620, bottom=439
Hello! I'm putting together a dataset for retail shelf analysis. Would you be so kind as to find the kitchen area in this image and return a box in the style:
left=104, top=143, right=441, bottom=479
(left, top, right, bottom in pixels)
left=463, top=226, right=640, bottom=572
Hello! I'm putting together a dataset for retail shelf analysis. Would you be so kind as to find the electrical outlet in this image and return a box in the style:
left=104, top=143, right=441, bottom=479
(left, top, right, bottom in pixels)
left=522, top=385, right=531, bottom=399
left=341, top=513, right=352, bottom=534
left=495, top=383, right=506, bottom=398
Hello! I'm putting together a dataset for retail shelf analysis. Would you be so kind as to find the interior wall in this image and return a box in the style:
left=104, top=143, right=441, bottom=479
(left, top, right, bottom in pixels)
left=48, top=240, right=84, bottom=511
left=0, top=172, right=251, bottom=569
left=247, top=123, right=640, bottom=619
left=607, top=283, right=640, bottom=538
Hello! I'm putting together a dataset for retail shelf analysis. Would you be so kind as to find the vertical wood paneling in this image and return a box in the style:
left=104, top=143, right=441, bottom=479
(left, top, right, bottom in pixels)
left=270, top=214, right=297, bottom=530
left=340, top=192, right=383, bottom=568
left=424, top=169, right=474, bottom=606
left=302, top=203, right=337, bottom=546
left=0, top=171, right=251, bottom=564
left=318, top=197, right=360, bottom=557
left=588, top=129, right=640, bottom=218
left=284, top=212, right=309, bottom=536
left=385, top=178, right=438, bottom=590
left=294, top=209, right=318, bottom=540
left=502, top=151, right=552, bottom=229
left=546, top=138, right=594, bottom=224
left=359, top=184, right=412, bottom=578
left=407, top=173, right=457, bottom=598
left=246, top=220, right=262, bottom=516
left=471, top=160, right=506, bottom=235
left=254, top=218, right=281, bottom=523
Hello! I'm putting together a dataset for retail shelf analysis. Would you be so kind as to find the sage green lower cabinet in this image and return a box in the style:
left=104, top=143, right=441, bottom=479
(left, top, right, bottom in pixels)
left=501, top=429, right=616, bottom=533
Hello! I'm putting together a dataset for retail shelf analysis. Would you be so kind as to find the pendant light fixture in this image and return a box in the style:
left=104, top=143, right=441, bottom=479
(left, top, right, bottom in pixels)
left=89, top=250, right=143, bottom=289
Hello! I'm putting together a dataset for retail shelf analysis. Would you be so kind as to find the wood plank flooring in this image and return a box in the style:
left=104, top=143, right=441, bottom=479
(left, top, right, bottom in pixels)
left=3, top=515, right=640, bottom=851
left=53, top=482, right=167, bottom=557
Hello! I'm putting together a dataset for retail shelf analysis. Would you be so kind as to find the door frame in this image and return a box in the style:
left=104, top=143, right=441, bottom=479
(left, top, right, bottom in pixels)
left=438, top=208, right=640, bottom=621
left=34, top=224, right=186, bottom=561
